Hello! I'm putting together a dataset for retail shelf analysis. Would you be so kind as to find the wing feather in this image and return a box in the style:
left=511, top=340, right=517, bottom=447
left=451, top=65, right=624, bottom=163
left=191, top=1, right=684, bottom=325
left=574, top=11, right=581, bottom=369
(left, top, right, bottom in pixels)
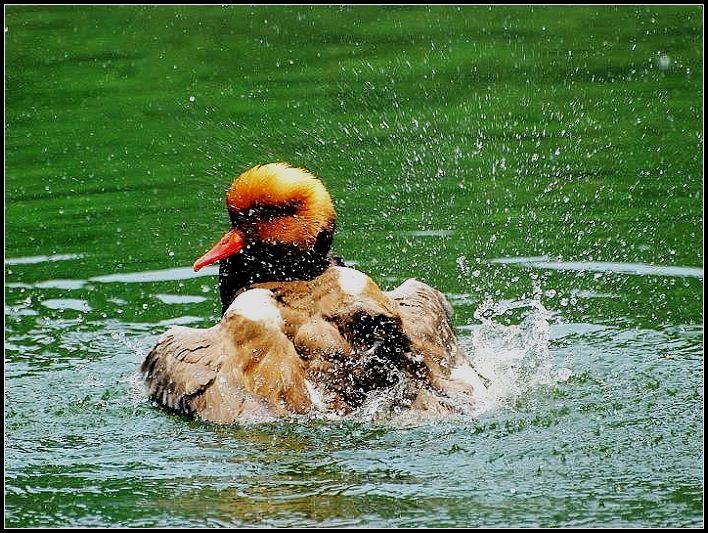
left=141, top=309, right=312, bottom=423
left=141, top=326, right=223, bottom=413
left=386, top=279, right=468, bottom=383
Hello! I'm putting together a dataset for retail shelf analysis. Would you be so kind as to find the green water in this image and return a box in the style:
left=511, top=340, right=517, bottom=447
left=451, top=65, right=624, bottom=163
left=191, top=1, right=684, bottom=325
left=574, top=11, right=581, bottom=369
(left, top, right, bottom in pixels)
left=5, top=5, right=703, bottom=527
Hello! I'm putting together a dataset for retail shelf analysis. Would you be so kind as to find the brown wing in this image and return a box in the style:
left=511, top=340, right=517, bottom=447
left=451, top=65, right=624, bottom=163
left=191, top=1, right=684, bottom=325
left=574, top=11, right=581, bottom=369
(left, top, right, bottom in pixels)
left=141, top=293, right=312, bottom=424
left=385, top=279, right=468, bottom=385
left=141, top=325, right=225, bottom=414
left=386, top=278, right=489, bottom=414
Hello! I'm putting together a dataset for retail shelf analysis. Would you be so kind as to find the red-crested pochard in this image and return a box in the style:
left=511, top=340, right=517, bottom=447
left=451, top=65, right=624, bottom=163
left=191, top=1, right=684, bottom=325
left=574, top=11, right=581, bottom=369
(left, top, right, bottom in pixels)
left=141, top=163, right=487, bottom=423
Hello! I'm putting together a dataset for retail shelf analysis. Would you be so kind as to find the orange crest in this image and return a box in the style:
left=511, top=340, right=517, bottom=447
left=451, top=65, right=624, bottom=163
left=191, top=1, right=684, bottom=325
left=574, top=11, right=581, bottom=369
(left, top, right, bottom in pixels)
left=226, top=163, right=336, bottom=247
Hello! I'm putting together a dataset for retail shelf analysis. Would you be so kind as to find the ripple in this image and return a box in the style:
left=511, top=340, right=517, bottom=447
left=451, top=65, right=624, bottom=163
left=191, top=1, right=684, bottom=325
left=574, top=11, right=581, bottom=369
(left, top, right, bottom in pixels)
left=5, top=253, right=84, bottom=265
left=154, top=294, right=208, bottom=305
left=89, top=265, right=218, bottom=284
left=35, top=279, right=88, bottom=290
left=549, top=323, right=609, bottom=340
left=41, top=298, right=92, bottom=312
left=489, top=256, right=703, bottom=278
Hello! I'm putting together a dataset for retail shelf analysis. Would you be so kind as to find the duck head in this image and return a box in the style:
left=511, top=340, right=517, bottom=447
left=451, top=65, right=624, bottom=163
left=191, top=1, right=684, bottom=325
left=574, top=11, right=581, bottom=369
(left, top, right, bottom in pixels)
left=193, top=162, right=339, bottom=314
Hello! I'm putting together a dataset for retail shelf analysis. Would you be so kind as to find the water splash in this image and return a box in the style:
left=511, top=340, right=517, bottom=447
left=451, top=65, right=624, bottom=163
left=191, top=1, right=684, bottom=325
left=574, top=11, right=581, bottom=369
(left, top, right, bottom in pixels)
left=460, top=297, right=570, bottom=416
left=319, top=297, right=567, bottom=424
left=107, top=328, right=160, bottom=409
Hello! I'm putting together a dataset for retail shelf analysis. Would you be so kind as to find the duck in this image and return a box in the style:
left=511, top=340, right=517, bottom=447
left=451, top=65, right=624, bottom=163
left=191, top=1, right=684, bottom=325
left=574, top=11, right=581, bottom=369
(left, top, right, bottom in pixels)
left=141, top=162, right=487, bottom=423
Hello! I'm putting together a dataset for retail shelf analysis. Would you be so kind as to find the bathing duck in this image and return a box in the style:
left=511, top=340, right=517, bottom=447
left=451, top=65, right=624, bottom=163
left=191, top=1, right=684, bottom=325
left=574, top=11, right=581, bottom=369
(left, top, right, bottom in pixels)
left=141, top=163, right=487, bottom=423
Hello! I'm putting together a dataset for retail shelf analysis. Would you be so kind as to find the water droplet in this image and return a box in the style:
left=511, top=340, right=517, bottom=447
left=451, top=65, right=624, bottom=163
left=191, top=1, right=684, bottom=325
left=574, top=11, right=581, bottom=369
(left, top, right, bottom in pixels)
left=657, top=54, right=671, bottom=70
left=456, top=255, right=470, bottom=274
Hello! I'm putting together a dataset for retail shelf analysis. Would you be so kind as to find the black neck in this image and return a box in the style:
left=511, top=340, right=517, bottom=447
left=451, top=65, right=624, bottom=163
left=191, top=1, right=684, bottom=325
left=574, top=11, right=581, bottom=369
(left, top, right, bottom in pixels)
left=218, top=228, right=339, bottom=315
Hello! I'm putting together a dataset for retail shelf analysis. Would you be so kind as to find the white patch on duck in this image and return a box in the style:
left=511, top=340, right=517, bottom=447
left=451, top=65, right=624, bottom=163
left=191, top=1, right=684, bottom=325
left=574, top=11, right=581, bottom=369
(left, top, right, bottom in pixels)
left=451, top=361, right=488, bottom=394
left=224, top=288, right=282, bottom=327
left=336, top=266, right=369, bottom=296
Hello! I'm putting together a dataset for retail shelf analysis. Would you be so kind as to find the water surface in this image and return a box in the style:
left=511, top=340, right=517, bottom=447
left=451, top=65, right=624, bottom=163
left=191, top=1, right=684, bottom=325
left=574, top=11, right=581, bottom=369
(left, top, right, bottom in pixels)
left=5, top=5, right=703, bottom=527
